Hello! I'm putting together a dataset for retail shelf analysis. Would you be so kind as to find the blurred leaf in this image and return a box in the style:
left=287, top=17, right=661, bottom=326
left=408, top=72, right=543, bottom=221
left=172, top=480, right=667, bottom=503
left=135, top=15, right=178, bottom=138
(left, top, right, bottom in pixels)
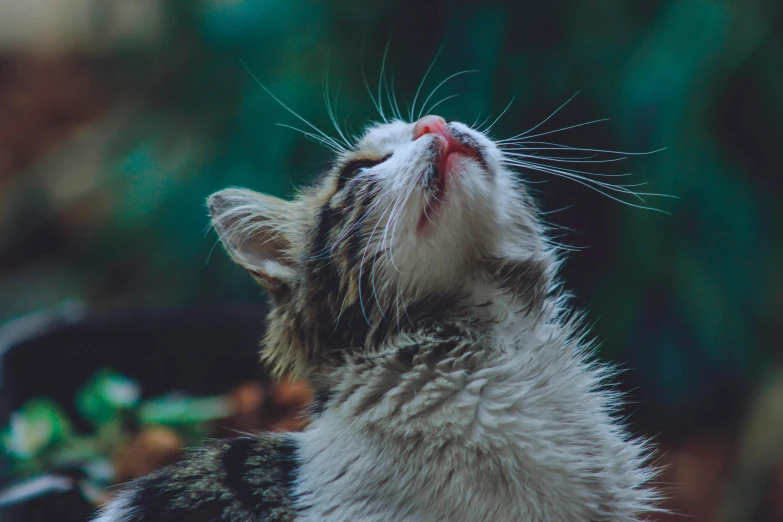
left=76, top=369, right=141, bottom=427
left=2, top=398, right=72, bottom=459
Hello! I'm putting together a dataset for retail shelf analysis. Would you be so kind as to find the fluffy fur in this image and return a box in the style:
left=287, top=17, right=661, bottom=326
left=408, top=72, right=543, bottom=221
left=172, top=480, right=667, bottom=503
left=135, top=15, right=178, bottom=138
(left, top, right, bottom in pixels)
left=94, top=114, right=660, bottom=521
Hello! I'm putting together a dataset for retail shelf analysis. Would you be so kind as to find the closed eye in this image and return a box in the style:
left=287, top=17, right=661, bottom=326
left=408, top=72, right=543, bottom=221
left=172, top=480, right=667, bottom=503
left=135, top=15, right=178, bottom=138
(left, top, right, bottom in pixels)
left=336, top=155, right=391, bottom=191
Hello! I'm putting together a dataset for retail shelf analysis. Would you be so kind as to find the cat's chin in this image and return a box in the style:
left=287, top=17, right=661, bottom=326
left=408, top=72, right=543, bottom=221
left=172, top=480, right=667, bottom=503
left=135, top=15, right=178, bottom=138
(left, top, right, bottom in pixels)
left=416, top=153, right=486, bottom=235
left=416, top=135, right=483, bottom=236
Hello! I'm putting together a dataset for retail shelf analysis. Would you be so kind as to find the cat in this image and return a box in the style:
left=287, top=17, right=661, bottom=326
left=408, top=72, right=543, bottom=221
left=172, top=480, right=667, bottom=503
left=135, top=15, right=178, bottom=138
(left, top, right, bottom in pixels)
left=94, top=111, right=661, bottom=521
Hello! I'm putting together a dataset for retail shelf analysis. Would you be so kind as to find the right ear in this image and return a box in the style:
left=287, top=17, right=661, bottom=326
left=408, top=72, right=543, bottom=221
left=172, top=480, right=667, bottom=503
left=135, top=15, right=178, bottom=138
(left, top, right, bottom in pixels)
left=208, top=188, right=297, bottom=290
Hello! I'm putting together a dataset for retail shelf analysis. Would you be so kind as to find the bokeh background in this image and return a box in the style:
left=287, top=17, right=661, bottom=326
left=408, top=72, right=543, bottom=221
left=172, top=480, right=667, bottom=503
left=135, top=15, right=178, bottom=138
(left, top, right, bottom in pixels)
left=0, top=1, right=781, bottom=520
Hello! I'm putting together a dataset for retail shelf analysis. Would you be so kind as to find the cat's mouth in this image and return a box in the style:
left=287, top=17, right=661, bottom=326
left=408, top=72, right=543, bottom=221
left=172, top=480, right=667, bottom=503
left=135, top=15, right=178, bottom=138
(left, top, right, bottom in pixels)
left=417, top=129, right=480, bottom=234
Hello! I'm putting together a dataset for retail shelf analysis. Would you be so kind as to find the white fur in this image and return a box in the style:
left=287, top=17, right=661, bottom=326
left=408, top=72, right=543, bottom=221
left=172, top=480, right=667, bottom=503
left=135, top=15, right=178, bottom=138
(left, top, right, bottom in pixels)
left=292, top=292, right=658, bottom=521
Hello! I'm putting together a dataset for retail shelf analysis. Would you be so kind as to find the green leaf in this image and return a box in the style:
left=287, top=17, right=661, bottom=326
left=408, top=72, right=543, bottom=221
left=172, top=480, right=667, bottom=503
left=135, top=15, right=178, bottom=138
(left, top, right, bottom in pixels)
left=2, top=398, right=72, bottom=459
left=76, top=369, right=141, bottom=427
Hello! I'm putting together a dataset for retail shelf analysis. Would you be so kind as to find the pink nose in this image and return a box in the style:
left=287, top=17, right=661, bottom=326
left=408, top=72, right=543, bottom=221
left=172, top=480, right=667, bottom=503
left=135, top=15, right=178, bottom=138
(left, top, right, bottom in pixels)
left=413, top=115, right=449, bottom=141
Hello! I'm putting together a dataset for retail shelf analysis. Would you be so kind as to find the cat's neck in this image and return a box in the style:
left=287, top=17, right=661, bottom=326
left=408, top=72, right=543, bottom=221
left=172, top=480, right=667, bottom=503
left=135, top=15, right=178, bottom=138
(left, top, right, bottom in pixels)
left=319, top=285, right=557, bottom=436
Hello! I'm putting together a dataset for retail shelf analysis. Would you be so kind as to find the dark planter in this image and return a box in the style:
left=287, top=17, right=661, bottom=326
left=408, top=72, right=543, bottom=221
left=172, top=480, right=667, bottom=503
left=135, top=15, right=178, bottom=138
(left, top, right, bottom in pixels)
left=0, top=303, right=269, bottom=521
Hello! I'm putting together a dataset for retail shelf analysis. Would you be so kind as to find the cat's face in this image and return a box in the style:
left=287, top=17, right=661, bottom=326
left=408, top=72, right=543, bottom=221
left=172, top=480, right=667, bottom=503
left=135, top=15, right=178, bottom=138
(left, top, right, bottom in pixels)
left=210, top=115, right=548, bottom=376
left=325, top=117, right=506, bottom=292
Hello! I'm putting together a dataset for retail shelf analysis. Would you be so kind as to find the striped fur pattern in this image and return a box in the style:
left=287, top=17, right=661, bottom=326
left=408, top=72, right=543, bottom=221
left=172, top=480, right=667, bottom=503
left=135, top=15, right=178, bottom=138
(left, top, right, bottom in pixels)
left=94, top=117, right=660, bottom=521
left=96, top=436, right=298, bottom=521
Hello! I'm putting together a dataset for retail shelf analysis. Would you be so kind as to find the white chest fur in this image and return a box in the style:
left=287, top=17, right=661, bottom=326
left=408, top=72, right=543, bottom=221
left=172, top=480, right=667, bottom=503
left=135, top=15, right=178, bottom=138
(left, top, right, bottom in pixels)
left=291, top=322, right=658, bottom=522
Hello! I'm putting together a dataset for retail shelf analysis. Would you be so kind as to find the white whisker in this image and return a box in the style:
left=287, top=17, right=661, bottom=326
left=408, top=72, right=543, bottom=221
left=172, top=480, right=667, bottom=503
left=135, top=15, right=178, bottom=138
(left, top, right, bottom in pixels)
left=503, top=158, right=673, bottom=212
left=476, top=110, right=495, bottom=133
left=360, top=40, right=383, bottom=120
left=471, top=109, right=484, bottom=128
left=419, top=70, right=479, bottom=119
left=499, top=118, right=608, bottom=143
left=503, top=152, right=632, bottom=172
left=426, top=94, right=460, bottom=116
left=503, top=91, right=581, bottom=141
left=390, top=71, right=404, bottom=121
left=480, top=94, right=516, bottom=136
left=503, top=159, right=658, bottom=197
left=275, top=124, right=345, bottom=153
left=371, top=184, right=417, bottom=317
left=241, top=59, right=347, bottom=152
left=384, top=69, right=403, bottom=121
left=504, top=142, right=667, bottom=157
left=409, top=45, right=443, bottom=122
left=323, top=62, right=353, bottom=148
left=384, top=181, right=419, bottom=273
left=358, top=186, right=405, bottom=323
left=377, top=39, right=392, bottom=122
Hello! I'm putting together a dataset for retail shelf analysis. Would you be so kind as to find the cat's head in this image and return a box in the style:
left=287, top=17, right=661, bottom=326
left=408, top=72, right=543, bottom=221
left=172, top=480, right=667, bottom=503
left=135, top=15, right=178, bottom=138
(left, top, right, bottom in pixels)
left=209, top=115, right=553, bottom=377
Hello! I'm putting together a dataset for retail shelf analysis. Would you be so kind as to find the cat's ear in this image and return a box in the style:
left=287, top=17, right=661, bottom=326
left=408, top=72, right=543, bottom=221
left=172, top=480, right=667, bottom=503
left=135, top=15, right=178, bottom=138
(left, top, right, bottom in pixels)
left=208, top=188, right=296, bottom=290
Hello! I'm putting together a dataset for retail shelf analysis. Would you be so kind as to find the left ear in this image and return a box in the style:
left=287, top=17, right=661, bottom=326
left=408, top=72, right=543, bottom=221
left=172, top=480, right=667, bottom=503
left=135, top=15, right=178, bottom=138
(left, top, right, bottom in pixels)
left=208, top=188, right=297, bottom=290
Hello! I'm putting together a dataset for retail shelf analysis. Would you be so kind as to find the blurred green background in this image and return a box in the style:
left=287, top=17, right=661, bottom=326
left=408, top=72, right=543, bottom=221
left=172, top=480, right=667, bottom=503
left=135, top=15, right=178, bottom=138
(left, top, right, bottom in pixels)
left=0, top=0, right=781, bottom=520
